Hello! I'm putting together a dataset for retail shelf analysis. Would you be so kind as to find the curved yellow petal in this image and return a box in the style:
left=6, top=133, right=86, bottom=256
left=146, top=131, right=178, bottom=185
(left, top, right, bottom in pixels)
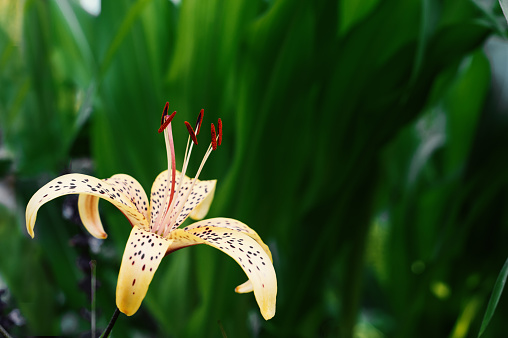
left=182, top=218, right=273, bottom=261
left=188, top=180, right=216, bottom=220
left=235, top=280, right=254, bottom=293
left=182, top=218, right=273, bottom=292
left=106, top=174, right=150, bottom=219
left=168, top=219, right=277, bottom=320
left=116, top=227, right=172, bottom=316
left=149, top=169, right=175, bottom=229
left=78, top=174, right=150, bottom=238
left=149, top=170, right=216, bottom=230
left=77, top=194, right=107, bottom=239
left=172, top=178, right=216, bottom=229
left=26, top=173, right=148, bottom=238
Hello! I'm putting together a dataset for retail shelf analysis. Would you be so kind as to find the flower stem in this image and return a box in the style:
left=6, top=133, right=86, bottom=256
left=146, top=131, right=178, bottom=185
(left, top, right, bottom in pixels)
left=0, top=323, right=12, bottom=338
left=100, top=308, right=120, bottom=338
left=90, top=260, right=97, bottom=338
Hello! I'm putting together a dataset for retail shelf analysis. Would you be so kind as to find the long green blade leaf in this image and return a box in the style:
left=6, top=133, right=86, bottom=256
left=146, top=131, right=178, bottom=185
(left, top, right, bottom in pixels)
left=478, top=257, right=508, bottom=337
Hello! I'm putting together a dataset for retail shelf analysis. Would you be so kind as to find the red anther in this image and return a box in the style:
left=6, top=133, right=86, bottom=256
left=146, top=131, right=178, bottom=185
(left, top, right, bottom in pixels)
left=218, top=118, right=222, bottom=146
left=160, top=102, right=169, bottom=125
left=195, top=109, right=204, bottom=135
left=158, top=110, right=176, bottom=133
left=184, top=121, right=198, bottom=145
left=211, top=123, right=217, bottom=150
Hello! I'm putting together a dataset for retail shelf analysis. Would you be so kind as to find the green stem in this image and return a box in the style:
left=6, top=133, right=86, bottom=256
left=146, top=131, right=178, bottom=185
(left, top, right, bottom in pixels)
left=0, top=323, right=12, bottom=338
left=101, top=308, right=120, bottom=338
left=90, top=260, right=97, bottom=338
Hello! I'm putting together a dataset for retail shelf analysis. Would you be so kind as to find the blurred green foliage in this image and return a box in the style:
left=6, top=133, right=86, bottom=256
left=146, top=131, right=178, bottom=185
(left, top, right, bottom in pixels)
left=1, top=0, right=508, bottom=336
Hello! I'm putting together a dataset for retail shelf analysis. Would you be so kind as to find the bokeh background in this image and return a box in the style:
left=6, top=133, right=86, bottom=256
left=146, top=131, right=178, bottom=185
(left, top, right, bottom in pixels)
left=2, top=0, right=508, bottom=336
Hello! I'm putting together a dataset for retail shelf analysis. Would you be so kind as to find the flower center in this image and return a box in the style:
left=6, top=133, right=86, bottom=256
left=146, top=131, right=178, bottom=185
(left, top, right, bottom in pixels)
left=152, top=102, right=222, bottom=237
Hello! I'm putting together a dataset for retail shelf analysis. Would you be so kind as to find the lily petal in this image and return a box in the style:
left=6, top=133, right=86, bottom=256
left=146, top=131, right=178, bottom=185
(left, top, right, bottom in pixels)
left=77, top=193, right=107, bottom=239
left=78, top=174, right=150, bottom=237
left=183, top=218, right=273, bottom=292
left=149, top=170, right=216, bottom=230
left=235, top=280, right=254, bottom=293
left=172, top=178, right=216, bottom=229
left=149, top=170, right=173, bottom=229
left=188, top=184, right=215, bottom=220
left=183, top=218, right=273, bottom=261
left=116, top=227, right=172, bottom=316
left=106, top=174, right=150, bottom=218
left=26, top=174, right=148, bottom=238
left=167, top=219, right=277, bottom=320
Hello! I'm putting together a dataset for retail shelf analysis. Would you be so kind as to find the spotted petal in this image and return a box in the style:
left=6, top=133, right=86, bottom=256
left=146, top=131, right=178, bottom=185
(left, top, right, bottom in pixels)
left=78, top=174, right=149, bottom=236
left=167, top=218, right=277, bottom=320
left=171, top=178, right=216, bottom=229
left=105, top=174, right=150, bottom=218
left=182, top=218, right=273, bottom=293
left=182, top=218, right=273, bottom=260
left=188, top=180, right=216, bottom=220
left=235, top=280, right=254, bottom=293
left=148, top=170, right=172, bottom=229
left=116, top=227, right=172, bottom=316
left=26, top=174, right=149, bottom=239
left=149, top=170, right=216, bottom=230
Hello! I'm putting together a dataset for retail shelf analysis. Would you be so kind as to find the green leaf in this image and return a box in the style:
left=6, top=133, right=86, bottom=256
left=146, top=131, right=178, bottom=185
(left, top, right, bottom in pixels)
left=478, top=257, right=508, bottom=337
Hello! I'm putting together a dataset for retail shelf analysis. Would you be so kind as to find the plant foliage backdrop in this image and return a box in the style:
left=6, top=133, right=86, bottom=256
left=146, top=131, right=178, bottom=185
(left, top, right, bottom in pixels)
left=1, top=0, right=508, bottom=336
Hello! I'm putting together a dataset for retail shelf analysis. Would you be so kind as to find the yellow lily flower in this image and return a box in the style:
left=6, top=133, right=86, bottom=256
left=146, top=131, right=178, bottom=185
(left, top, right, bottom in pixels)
left=25, top=103, right=277, bottom=320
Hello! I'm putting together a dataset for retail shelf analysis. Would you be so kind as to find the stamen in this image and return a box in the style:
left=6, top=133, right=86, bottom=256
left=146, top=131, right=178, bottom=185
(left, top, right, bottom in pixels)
left=158, top=111, right=176, bottom=133
left=164, top=142, right=214, bottom=236
left=218, top=118, right=222, bottom=146
left=165, top=109, right=204, bottom=224
left=184, top=121, right=198, bottom=145
left=160, top=102, right=169, bottom=125
left=154, top=108, right=223, bottom=237
left=195, top=109, right=204, bottom=135
left=161, top=133, right=194, bottom=227
left=211, top=123, right=217, bottom=151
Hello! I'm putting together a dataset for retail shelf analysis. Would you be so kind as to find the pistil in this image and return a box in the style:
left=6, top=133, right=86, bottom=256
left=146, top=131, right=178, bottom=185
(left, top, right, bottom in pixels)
left=154, top=103, right=177, bottom=235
